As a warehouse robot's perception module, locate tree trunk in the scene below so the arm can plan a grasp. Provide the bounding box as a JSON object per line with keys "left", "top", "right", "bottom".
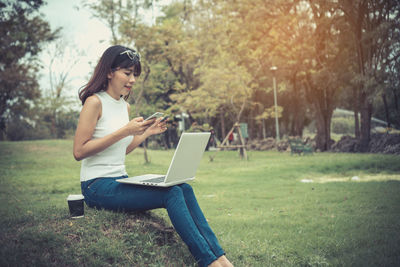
{"left": 51, "top": 115, "right": 57, "bottom": 138}
{"left": 393, "top": 88, "right": 400, "bottom": 126}
{"left": 261, "top": 119, "right": 266, "bottom": 139}
{"left": 290, "top": 110, "right": 304, "bottom": 137}
{"left": 354, "top": 110, "right": 360, "bottom": 138}
{"left": 143, "top": 144, "right": 149, "bottom": 163}
{"left": 220, "top": 111, "right": 226, "bottom": 143}
{"left": 295, "top": 115, "right": 304, "bottom": 137}
{"left": 290, "top": 73, "right": 304, "bottom": 137}
{"left": 392, "top": 88, "right": 399, "bottom": 112}
{"left": 382, "top": 93, "right": 391, "bottom": 128}
{"left": 359, "top": 92, "right": 372, "bottom": 152}
{"left": 353, "top": 87, "right": 361, "bottom": 138}
{"left": 314, "top": 108, "right": 333, "bottom": 151}
{"left": 304, "top": 74, "right": 334, "bottom": 151}
{"left": 248, "top": 108, "right": 254, "bottom": 139}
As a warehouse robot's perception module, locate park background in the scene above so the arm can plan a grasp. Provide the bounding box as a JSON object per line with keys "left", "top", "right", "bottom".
{"left": 1, "top": 0, "right": 400, "bottom": 266}
{"left": 1, "top": 0, "right": 400, "bottom": 152}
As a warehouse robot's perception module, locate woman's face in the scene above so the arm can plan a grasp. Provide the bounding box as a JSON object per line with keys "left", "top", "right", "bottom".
{"left": 107, "top": 66, "right": 136, "bottom": 99}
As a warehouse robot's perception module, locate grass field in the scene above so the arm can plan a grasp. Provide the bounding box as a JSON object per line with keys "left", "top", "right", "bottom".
{"left": 1, "top": 139, "right": 400, "bottom": 267}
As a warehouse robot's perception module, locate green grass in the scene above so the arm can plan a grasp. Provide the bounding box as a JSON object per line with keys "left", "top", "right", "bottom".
{"left": 1, "top": 140, "right": 400, "bottom": 266}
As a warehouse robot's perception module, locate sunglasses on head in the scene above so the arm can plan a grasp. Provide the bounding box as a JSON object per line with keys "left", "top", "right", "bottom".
{"left": 120, "top": 49, "right": 141, "bottom": 61}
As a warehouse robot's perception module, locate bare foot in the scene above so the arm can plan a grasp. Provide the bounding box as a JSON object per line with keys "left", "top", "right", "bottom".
{"left": 208, "top": 259, "right": 223, "bottom": 267}
{"left": 217, "top": 255, "right": 234, "bottom": 267}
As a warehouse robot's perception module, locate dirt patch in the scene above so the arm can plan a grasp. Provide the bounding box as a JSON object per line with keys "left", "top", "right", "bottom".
{"left": 301, "top": 174, "right": 400, "bottom": 183}
{"left": 25, "top": 144, "right": 60, "bottom": 153}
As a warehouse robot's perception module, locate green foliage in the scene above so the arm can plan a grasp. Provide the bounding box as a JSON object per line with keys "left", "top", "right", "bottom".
{"left": 3, "top": 97, "right": 79, "bottom": 141}
{"left": 35, "top": 96, "right": 80, "bottom": 139}
{"left": 0, "top": 0, "right": 59, "bottom": 137}
{"left": 3, "top": 0, "right": 400, "bottom": 142}
{"left": 4, "top": 116, "right": 51, "bottom": 141}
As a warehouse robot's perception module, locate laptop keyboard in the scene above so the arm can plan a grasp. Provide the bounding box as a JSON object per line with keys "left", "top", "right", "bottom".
{"left": 141, "top": 177, "right": 165, "bottom": 183}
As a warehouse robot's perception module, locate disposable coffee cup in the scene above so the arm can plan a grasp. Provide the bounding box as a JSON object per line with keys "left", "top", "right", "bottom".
{"left": 67, "top": 194, "right": 84, "bottom": 218}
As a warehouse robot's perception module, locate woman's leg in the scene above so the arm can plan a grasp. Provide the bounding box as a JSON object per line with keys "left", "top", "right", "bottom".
{"left": 81, "top": 177, "right": 168, "bottom": 211}
{"left": 81, "top": 178, "right": 218, "bottom": 267}
{"left": 163, "top": 186, "right": 219, "bottom": 267}
{"left": 178, "top": 183, "right": 225, "bottom": 258}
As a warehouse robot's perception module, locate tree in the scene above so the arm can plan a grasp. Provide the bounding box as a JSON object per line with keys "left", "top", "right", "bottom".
{"left": 202, "top": 0, "right": 341, "bottom": 150}
{"left": 237, "top": 0, "right": 312, "bottom": 139}
{"left": 296, "top": 0, "right": 345, "bottom": 150}
{"left": 336, "top": 0, "right": 400, "bottom": 150}
{"left": 171, "top": 48, "right": 253, "bottom": 126}
{"left": 83, "top": 0, "right": 400, "bottom": 153}
{"left": 168, "top": 1, "right": 250, "bottom": 128}
{"left": 0, "top": 0, "right": 59, "bottom": 139}
{"left": 40, "top": 38, "right": 82, "bottom": 138}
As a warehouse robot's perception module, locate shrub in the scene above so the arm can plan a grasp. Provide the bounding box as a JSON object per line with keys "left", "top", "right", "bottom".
{"left": 331, "top": 117, "right": 354, "bottom": 135}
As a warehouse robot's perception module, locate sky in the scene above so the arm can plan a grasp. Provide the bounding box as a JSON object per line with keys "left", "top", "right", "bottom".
{"left": 39, "top": 0, "right": 111, "bottom": 102}
{"left": 39, "top": 0, "right": 170, "bottom": 104}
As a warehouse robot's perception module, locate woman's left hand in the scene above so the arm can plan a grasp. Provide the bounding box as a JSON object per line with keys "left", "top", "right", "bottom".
{"left": 144, "top": 117, "right": 168, "bottom": 136}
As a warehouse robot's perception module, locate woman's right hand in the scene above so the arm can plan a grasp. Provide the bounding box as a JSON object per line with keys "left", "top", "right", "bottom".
{"left": 125, "top": 117, "right": 155, "bottom": 136}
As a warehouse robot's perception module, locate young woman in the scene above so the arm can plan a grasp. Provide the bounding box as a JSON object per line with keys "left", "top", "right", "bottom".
{"left": 73, "top": 45, "right": 233, "bottom": 267}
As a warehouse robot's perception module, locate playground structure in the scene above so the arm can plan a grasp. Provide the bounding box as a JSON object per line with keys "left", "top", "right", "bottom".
{"left": 209, "top": 122, "right": 248, "bottom": 161}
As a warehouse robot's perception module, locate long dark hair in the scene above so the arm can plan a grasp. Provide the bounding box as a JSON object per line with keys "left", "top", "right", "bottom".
{"left": 78, "top": 45, "right": 141, "bottom": 105}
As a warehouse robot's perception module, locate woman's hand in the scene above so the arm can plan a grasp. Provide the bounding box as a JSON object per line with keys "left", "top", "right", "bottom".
{"left": 144, "top": 117, "right": 168, "bottom": 136}
{"left": 125, "top": 117, "right": 155, "bottom": 135}
{"left": 125, "top": 117, "right": 168, "bottom": 154}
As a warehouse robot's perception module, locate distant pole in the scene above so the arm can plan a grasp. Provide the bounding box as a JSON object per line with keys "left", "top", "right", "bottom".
{"left": 270, "top": 66, "right": 280, "bottom": 142}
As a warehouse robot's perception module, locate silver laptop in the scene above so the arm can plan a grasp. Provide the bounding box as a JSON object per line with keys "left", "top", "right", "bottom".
{"left": 116, "top": 132, "right": 211, "bottom": 187}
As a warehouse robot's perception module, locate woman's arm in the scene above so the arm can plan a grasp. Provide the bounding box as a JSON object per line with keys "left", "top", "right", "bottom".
{"left": 73, "top": 95, "right": 152, "bottom": 161}
{"left": 126, "top": 117, "right": 168, "bottom": 155}
{"left": 125, "top": 103, "right": 149, "bottom": 154}
{"left": 126, "top": 132, "right": 151, "bottom": 154}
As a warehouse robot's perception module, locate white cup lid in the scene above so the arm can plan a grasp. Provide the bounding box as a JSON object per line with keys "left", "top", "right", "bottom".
{"left": 67, "top": 194, "right": 84, "bottom": 201}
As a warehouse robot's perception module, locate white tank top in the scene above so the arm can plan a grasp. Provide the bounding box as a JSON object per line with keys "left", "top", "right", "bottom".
{"left": 80, "top": 91, "right": 134, "bottom": 181}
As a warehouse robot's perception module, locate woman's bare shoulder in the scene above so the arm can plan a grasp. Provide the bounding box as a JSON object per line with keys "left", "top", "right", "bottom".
{"left": 81, "top": 95, "right": 102, "bottom": 119}
{"left": 84, "top": 94, "right": 101, "bottom": 107}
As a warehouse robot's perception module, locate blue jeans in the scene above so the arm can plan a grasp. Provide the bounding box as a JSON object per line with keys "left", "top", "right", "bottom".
{"left": 81, "top": 177, "right": 225, "bottom": 267}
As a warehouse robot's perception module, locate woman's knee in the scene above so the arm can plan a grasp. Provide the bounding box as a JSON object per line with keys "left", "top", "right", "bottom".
{"left": 164, "top": 185, "right": 184, "bottom": 201}
{"left": 180, "top": 183, "right": 194, "bottom": 194}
